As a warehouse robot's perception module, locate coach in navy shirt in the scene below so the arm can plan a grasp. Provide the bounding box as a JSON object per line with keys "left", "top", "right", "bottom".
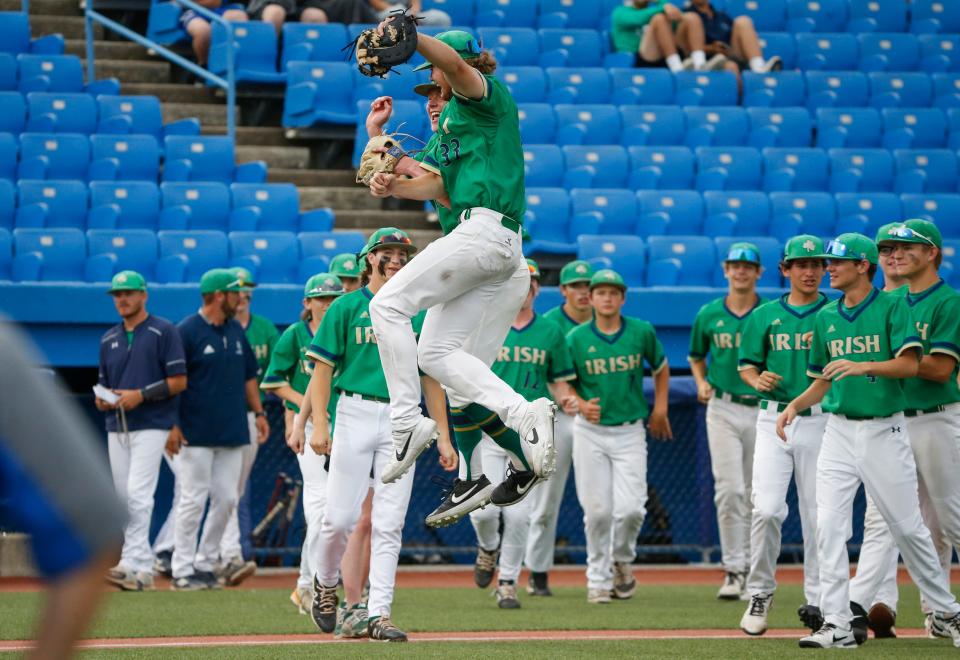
{"left": 169, "top": 268, "right": 269, "bottom": 590}
{"left": 96, "top": 270, "right": 187, "bottom": 592}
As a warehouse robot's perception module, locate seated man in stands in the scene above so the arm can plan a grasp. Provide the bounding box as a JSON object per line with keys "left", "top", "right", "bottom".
{"left": 179, "top": 0, "right": 247, "bottom": 67}
{"left": 684, "top": 0, "right": 781, "bottom": 76}
{"left": 611, "top": 0, "right": 724, "bottom": 72}
{"left": 369, "top": 0, "right": 451, "bottom": 26}
{"left": 247, "top": 0, "right": 377, "bottom": 35}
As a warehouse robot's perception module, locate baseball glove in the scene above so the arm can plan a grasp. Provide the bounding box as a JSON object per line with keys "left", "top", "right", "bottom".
{"left": 356, "top": 133, "right": 408, "bottom": 185}
{"left": 353, "top": 10, "right": 420, "bottom": 78}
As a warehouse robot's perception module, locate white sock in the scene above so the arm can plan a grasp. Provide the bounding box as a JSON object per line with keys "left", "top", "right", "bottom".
{"left": 749, "top": 56, "right": 765, "bottom": 72}
{"left": 666, "top": 53, "right": 683, "bottom": 72}
{"left": 692, "top": 50, "right": 706, "bottom": 69}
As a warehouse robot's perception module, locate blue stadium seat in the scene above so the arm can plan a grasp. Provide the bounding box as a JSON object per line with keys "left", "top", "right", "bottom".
{"left": 12, "top": 226, "right": 86, "bottom": 281}
{"left": 881, "top": 108, "right": 948, "bottom": 148}
{"left": 859, "top": 33, "right": 920, "bottom": 72}
{"left": 828, "top": 148, "right": 894, "bottom": 192}
{"left": 523, "top": 144, "right": 565, "bottom": 187}
{"left": 674, "top": 71, "right": 739, "bottom": 106}
{"left": 795, "top": 33, "right": 858, "bottom": 70}
{"left": 948, "top": 107, "right": 960, "bottom": 148}
{"left": 88, "top": 181, "right": 161, "bottom": 230}
{"left": 0, "top": 11, "right": 64, "bottom": 56}
{"left": 608, "top": 68, "right": 675, "bottom": 105}
{"left": 763, "top": 147, "right": 830, "bottom": 191}
{"left": 805, "top": 71, "right": 869, "bottom": 108}
{"left": 96, "top": 95, "right": 200, "bottom": 140}
{"left": 646, "top": 235, "right": 716, "bottom": 286}
{"left": 517, "top": 103, "right": 556, "bottom": 143}
{"left": 619, "top": 105, "right": 685, "bottom": 146}
{"left": 713, "top": 236, "right": 782, "bottom": 287}
{"left": 684, "top": 107, "right": 749, "bottom": 147}
{"left": 576, "top": 235, "right": 646, "bottom": 286}
{"left": 540, "top": 0, "right": 600, "bottom": 28}
{"left": 159, "top": 182, "right": 231, "bottom": 231}
{"left": 299, "top": 230, "right": 366, "bottom": 264}
{"left": 848, "top": 0, "right": 907, "bottom": 32}
{"left": 500, "top": 66, "right": 547, "bottom": 103}
{"left": 229, "top": 231, "right": 299, "bottom": 284}
{"left": 628, "top": 146, "right": 695, "bottom": 190}
{"left": 757, "top": 32, "right": 798, "bottom": 69}
{"left": 0, "top": 53, "right": 16, "bottom": 91}
{"left": 747, "top": 107, "right": 812, "bottom": 147}
{"left": 0, "top": 132, "right": 16, "bottom": 180}
{"left": 726, "top": 0, "right": 787, "bottom": 30}
{"left": 893, "top": 149, "right": 958, "bottom": 193}
{"left": 145, "top": 2, "right": 188, "bottom": 47}
{"left": 0, "top": 91, "right": 25, "bottom": 133}
{"left": 86, "top": 229, "right": 159, "bottom": 282}
{"left": 163, "top": 136, "right": 266, "bottom": 184}
{"left": 209, "top": 21, "right": 284, "bottom": 85}
{"left": 815, "top": 108, "right": 882, "bottom": 147}
{"left": 353, "top": 65, "right": 426, "bottom": 104}
{"left": 476, "top": 0, "right": 537, "bottom": 27}
{"left": 283, "top": 61, "right": 357, "bottom": 127}
{"left": 0, "top": 178, "right": 13, "bottom": 229}
{"left": 742, "top": 71, "right": 806, "bottom": 107}
{"left": 18, "top": 132, "right": 89, "bottom": 180}
{"left": 25, "top": 92, "right": 96, "bottom": 133}
{"left": 545, "top": 67, "right": 610, "bottom": 104}
{"left": 477, "top": 28, "right": 540, "bottom": 66}
{"left": 562, "top": 145, "right": 629, "bottom": 187}
{"left": 703, "top": 191, "right": 771, "bottom": 236}
{"left": 230, "top": 183, "right": 333, "bottom": 233}
{"left": 555, "top": 104, "right": 621, "bottom": 145}
{"left": 570, "top": 188, "right": 637, "bottom": 234}
{"left": 768, "top": 191, "right": 836, "bottom": 240}
{"left": 425, "top": 0, "right": 473, "bottom": 25}
{"left": 900, "top": 194, "right": 960, "bottom": 233}
{"left": 868, "top": 72, "right": 934, "bottom": 107}
{"left": 17, "top": 54, "right": 118, "bottom": 95}
{"left": 919, "top": 35, "right": 960, "bottom": 73}
{"left": 912, "top": 0, "right": 960, "bottom": 34}
{"left": 280, "top": 23, "right": 349, "bottom": 68}
{"left": 0, "top": 226, "right": 10, "bottom": 279}
{"left": 787, "top": 0, "right": 848, "bottom": 32}
{"left": 943, "top": 240, "right": 960, "bottom": 285}
{"left": 933, "top": 73, "right": 960, "bottom": 107}
{"left": 89, "top": 134, "right": 161, "bottom": 182}
{"left": 156, "top": 230, "right": 229, "bottom": 283}
{"left": 695, "top": 146, "right": 763, "bottom": 190}
{"left": 834, "top": 192, "right": 902, "bottom": 235}
{"left": 539, "top": 29, "right": 603, "bottom": 67}
{"left": 524, "top": 187, "right": 575, "bottom": 254}
{"left": 351, "top": 100, "right": 427, "bottom": 168}
{"left": 637, "top": 189, "right": 704, "bottom": 235}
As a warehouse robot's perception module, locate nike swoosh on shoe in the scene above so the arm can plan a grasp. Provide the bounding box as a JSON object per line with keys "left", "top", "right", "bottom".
{"left": 395, "top": 433, "right": 412, "bottom": 462}
{"left": 450, "top": 484, "right": 481, "bottom": 505}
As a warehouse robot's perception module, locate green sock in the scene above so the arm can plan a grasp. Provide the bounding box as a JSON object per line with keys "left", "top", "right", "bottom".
{"left": 450, "top": 407, "right": 483, "bottom": 481}
{"left": 463, "top": 403, "right": 532, "bottom": 472}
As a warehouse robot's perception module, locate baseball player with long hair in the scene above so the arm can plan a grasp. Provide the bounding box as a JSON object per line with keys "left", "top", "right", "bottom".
{"left": 567, "top": 269, "right": 672, "bottom": 604}
{"left": 689, "top": 243, "right": 764, "bottom": 599}
{"left": 776, "top": 232, "right": 960, "bottom": 648}
{"left": 737, "top": 236, "right": 828, "bottom": 635}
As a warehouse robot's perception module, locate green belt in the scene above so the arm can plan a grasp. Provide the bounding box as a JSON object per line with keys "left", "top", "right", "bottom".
{"left": 338, "top": 389, "right": 390, "bottom": 404}
{"left": 904, "top": 404, "right": 950, "bottom": 417}
{"left": 463, "top": 207, "right": 521, "bottom": 234}
{"left": 713, "top": 388, "right": 759, "bottom": 408}
{"left": 760, "top": 399, "right": 813, "bottom": 417}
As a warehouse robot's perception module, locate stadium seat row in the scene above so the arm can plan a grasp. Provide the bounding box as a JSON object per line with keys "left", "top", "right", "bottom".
{"left": 0, "top": 228, "right": 365, "bottom": 284}
{"left": 0, "top": 52, "right": 120, "bottom": 95}
{"left": 0, "top": 11, "right": 64, "bottom": 57}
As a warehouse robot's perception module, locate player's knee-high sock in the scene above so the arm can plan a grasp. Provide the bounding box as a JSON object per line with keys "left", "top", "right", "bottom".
{"left": 451, "top": 407, "right": 484, "bottom": 481}
{"left": 463, "top": 403, "right": 531, "bottom": 471}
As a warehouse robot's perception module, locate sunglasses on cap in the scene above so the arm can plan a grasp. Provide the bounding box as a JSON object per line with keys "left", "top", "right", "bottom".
{"left": 725, "top": 248, "right": 760, "bottom": 263}
{"left": 887, "top": 225, "right": 935, "bottom": 246}
{"left": 376, "top": 233, "right": 412, "bottom": 246}
{"left": 823, "top": 240, "right": 871, "bottom": 261}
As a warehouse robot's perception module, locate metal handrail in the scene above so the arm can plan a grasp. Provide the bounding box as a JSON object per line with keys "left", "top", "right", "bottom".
{"left": 84, "top": 0, "right": 236, "bottom": 140}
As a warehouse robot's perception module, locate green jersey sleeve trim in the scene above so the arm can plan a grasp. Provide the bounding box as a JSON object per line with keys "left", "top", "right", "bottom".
{"left": 737, "top": 359, "right": 762, "bottom": 371}
{"left": 549, "top": 369, "right": 577, "bottom": 383}
{"left": 651, "top": 358, "right": 668, "bottom": 375}
{"left": 930, "top": 342, "right": 960, "bottom": 361}
{"left": 305, "top": 345, "right": 339, "bottom": 366}
{"left": 687, "top": 354, "right": 707, "bottom": 362}
{"left": 806, "top": 364, "right": 826, "bottom": 380}
{"left": 451, "top": 71, "right": 491, "bottom": 103}
{"left": 259, "top": 377, "right": 290, "bottom": 390}
{"left": 894, "top": 339, "right": 923, "bottom": 358}
{"left": 420, "top": 155, "right": 441, "bottom": 174}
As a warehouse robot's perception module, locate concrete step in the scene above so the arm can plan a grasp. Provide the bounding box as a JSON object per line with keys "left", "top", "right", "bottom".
{"left": 204, "top": 126, "right": 288, "bottom": 146}
{"left": 32, "top": 14, "right": 101, "bottom": 40}
{"left": 66, "top": 38, "right": 150, "bottom": 60}
{"left": 162, "top": 102, "right": 236, "bottom": 126}
{"left": 85, "top": 58, "right": 169, "bottom": 84}
{"left": 299, "top": 186, "right": 380, "bottom": 211}
{"left": 268, "top": 168, "right": 357, "bottom": 187}
{"left": 334, "top": 209, "right": 432, "bottom": 231}
{"left": 237, "top": 145, "right": 309, "bottom": 170}
{"left": 122, "top": 82, "right": 217, "bottom": 104}
{"left": 0, "top": 0, "right": 78, "bottom": 14}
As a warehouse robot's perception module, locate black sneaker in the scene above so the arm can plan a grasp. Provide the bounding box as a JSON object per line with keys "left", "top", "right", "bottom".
{"left": 850, "top": 601, "right": 869, "bottom": 645}
{"left": 424, "top": 475, "right": 494, "bottom": 528}
{"left": 527, "top": 571, "right": 552, "bottom": 596}
{"left": 153, "top": 550, "right": 172, "bottom": 578}
{"left": 474, "top": 546, "right": 498, "bottom": 588}
{"left": 194, "top": 570, "right": 222, "bottom": 590}
{"left": 490, "top": 465, "right": 541, "bottom": 507}
{"left": 797, "top": 604, "right": 824, "bottom": 632}
{"left": 311, "top": 576, "right": 339, "bottom": 634}
{"left": 368, "top": 615, "right": 407, "bottom": 642}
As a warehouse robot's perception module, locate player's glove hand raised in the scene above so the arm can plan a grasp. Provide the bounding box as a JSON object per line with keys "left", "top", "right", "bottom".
{"left": 356, "top": 134, "right": 407, "bottom": 186}
{"left": 352, "top": 9, "right": 419, "bottom": 78}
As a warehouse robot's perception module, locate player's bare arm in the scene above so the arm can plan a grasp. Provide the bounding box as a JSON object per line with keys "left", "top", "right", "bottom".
{"left": 165, "top": 424, "right": 187, "bottom": 457}
{"left": 245, "top": 378, "right": 269, "bottom": 443}
{"left": 739, "top": 366, "right": 783, "bottom": 393}
{"left": 416, "top": 32, "right": 485, "bottom": 100}
{"left": 307, "top": 361, "right": 334, "bottom": 456}
{"left": 776, "top": 378, "right": 831, "bottom": 440}
{"left": 918, "top": 353, "right": 957, "bottom": 383}
{"left": 364, "top": 97, "right": 425, "bottom": 179}
{"left": 649, "top": 361, "right": 673, "bottom": 441}
{"left": 822, "top": 350, "right": 921, "bottom": 382}
{"left": 369, "top": 171, "right": 449, "bottom": 207}
{"left": 689, "top": 358, "right": 714, "bottom": 403}
{"left": 421, "top": 375, "right": 457, "bottom": 472}
{"left": 272, "top": 384, "right": 304, "bottom": 411}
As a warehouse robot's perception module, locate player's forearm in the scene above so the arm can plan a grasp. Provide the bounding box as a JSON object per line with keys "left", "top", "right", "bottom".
{"left": 244, "top": 379, "right": 264, "bottom": 413}
{"left": 416, "top": 33, "right": 485, "bottom": 99}
{"left": 421, "top": 375, "right": 449, "bottom": 429}
{"left": 547, "top": 380, "right": 574, "bottom": 403}
{"left": 271, "top": 384, "right": 304, "bottom": 410}
{"left": 866, "top": 353, "right": 920, "bottom": 380}
{"left": 653, "top": 362, "right": 670, "bottom": 412}
{"left": 308, "top": 364, "right": 334, "bottom": 432}
{"left": 739, "top": 366, "right": 760, "bottom": 390}
{"left": 296, "top": 380, "right": 312, "bottom": 429}
{"left": 918, "top": 354, "right": 956, "bottom": 383}
{"left": 789, "top": 378, "right": 832, "bottom": 412}
{"left": 689, "top": 359, "right": 708, "bottom": 385}
{"left": 391, "top": 172, "right": 446, "bottom": 201}
{"left": 166, "top": 375, "right": 187, "bottom": 396}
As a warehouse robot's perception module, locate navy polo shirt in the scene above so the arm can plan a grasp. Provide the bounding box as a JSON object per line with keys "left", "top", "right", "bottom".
{"left": 688, "top": 3, "right": 733, "bottom": 45}
{"left": 177, "top": 312, "right": 258, "bottom": 448}
{"left": 98, "top": 315, "right": 186, "bottom": 433}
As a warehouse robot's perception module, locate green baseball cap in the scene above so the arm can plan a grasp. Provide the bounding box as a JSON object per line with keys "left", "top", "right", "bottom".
{"left": 783, "top": 234, "right": 825, "bottom": 262}
{"left": 875, "top": 221, "right": 903, "bottom": 245}
{"left": 559, "top": 260, "right": 594, "bottom": 285}
{"left": 329, "top": 253, "right": 360, "bottom": 279}
{"left": 590, "top": 268, "right": 626, "bottom": 291}
{"left": 107, "top": 270, "right": 146, "bottom": 294}
{"left": 358, "top": 227, "right": 417, "bottom": 261}
{"left": 877, "top": 219, "right": 942, "bottom": 249}
{"left": 414, "top": 80, "right": 441, "bottom": 98}
{"left": 229, "top": 266, "right": 256, "bottom": 289}
{"left": 723, "top": 241, "right": 762, "bottom": 265}
{"left": 413, "top": 30, "right": 482, "bottom": 71}
{"left": 304, "top": 273, "right": 345, "bottom": 299}
{"left": 525, "top": 258, "right": 541, "bottom": 280}
{"left": 200, "top": 268, "right": 246, "bottom": 294}
{"left": 821, "top": 232, "right": 879, "bottom": 265}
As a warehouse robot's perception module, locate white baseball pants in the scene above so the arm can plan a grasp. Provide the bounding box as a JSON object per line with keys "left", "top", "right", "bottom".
{"left": 849, "top": 493, "right": 904, "bottom": 613}
{"left": 107, "top": 429, "right": 168, "bottom": 573}
{"left": 220, "top": 412, "right": 259, "bottom": 562}
{"left": 469, "top": 437, "right": 534, "bottom": 583}
{"left": 816, "top": 413, "right": 960, "bottom": 629}
{"left": 746, "top": 405, "right": 823, "bottom": 604}
{"left": 153, "top": 452, "right": 180, "bottom": 555}
{"left": 706, "top": 396, "right": 758, "bottom": 574}
{"left": 312, "top": 394, "right": 413, "bottom": 618}
{"left": 572, "top": 416, "right": 648, "bottom": 591}
{"left": 296, "top": 420, "right": 328, "bottom": 591}
{"left": 524, "top": 411, "right": 574, "bottom": 573}
{"left": 369, "top": 208, "right": 530, "bottom": 429}
{"left": 171, "top": 445, "right": 243, "bottom": 578}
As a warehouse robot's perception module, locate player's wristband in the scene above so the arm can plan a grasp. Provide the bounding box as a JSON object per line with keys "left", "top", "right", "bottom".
{"left": 254, "top": 410, "right": 266, "bottom": 418}
{"left": 141, "top": 380, "right": 170, "bottom": 402}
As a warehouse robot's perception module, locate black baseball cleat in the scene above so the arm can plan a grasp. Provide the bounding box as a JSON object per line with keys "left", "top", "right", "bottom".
{"left": 368, "top": 615, "right": 408, "bottom": 642}
{"left": 490, "top": 465, "right": 541, "bottom": 507}
{"left": 527, "top": 571, "right": 552, "bottom": 597}
{"left": 850, "top": 601, "right": 869, "bottom": 645}
{"left": 424, "top": 475, "right": 494, "bottom": 528}
{"left": 797, "top": 604, "right": 824, "bottom": 632}
{"left": 474, "top": 546, "right": 498, "bottom": 588}
{"left": 311, "top": 577, "right": 339, "bottom": 634}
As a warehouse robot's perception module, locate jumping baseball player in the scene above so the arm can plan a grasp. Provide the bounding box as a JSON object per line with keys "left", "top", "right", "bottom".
{"left": 567, "top": 269, "right": 672, "bottom": 604}
{"left": 303, "top": 228, "right": 457, "bottom": 642}
{"left": 736, "top": 236, "right": 828, "bottom": 635}
{"left": 469, "top": 259, "right": 578, "bottom": 608}
{"left": 365, "top": 29, "right": 556, "bottom": 498}
{"left": 689, "top": 242, "right": 764, "bottom": 599}
{"left": 776, "top": 232, "right": 960, "bottom": 649}
{"left": 850, "top": 220, "right": 960, "bottom": 641}
{"left": 97, "top": 271, "right": 187, "bottom": 592}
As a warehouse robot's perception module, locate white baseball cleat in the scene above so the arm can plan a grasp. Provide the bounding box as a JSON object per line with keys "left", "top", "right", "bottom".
{"left": 587, "top": 588, "right": 612, "bottom": 604}
{"left": 519, "top": 398, "right": 557, "bottom": 478}
{"left": 740, "top": 593, "right": 773, "bottom": 636}
{"left": 717, "top": 571, "right": 746, "bottom": 600}
{"left": 927, "top": 612, "right": 950, "bottom": 639}
{"left": 798, "top": 623, "right": 857, "bottom": 649}
{"left": 933, "top": 611, "right": 960, "bottom": 648}
{"left": 381, "top": 416, "right": 438, "bottom": 484}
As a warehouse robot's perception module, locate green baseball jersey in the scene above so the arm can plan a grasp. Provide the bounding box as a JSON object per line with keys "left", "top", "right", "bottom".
{"left": 419, "top": 75, "right": 525, "bottom": 230}
{"left": 689, "top": 296, "right": 764, "bottom": 397}
{"left": 738, "top": 294, "right": 829, "bottom": 403}
{"left": 807, "top": 288, "right": 922, "bottom": 418}
{"left": 415, "top": 132, "right": 458, "bottom": 235}
{"left": 542, "top": 305, "right": 589, "bottom": 337}
{"left": 494, "top": 314, "right": 575, "bottom": 403}
{"left": 243, "top": 313, "right": 279, "bottom": 383}
{"left": 902, "top": 279, "right": 960, "bottom": 409}
{"left": 567, "top": 317, "right": 667, "bottom": 425}
{"left": 261, "top": 320, "right": 314, "bottom": 412}
{"left": 305, "top": 287, "right": 425, "bottom": 400}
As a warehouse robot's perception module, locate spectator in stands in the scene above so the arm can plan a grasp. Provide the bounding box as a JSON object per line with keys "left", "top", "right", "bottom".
{"left": 247, "top": 0, "right": 377, "bottom": 35}
{"left": 369, "top": 0, "right": 451, "bottom": 26}
{"left": 684, "top": 0, "right": 781, "bottom": 75}
{"left": 611, "top": 0, "right": 723, "bottom": 72}
{"left": 179, "top": 0, "right": 248, "bottom": 67}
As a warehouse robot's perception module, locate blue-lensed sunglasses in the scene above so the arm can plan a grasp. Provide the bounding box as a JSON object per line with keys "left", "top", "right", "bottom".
{"left": 725, "top": 248, "right": 760, "bottom": 263}
{"left": 887, "top": 225, "right": 935, "bottom": 245}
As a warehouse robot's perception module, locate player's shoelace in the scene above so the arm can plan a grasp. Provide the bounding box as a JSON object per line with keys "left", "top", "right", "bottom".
{"left": 748, "top": 594, "right": 769, "bottom": 617}
{"left": 498, "top": 583, "right": 517, "bottom": 601}
{"left": 613, "top": 563, "right": 632, "bottom": 587}
{"left": 317, "top": 585, "right": 338, "bottom": 615}
{"left": 941, "top": 613, "right": 960, "bottom": 636}
{"left": 476, "top": 548, "right": 497, "bottom": 574}
{"left": 372, "top": 616, "right": 403, "bottom": 638}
